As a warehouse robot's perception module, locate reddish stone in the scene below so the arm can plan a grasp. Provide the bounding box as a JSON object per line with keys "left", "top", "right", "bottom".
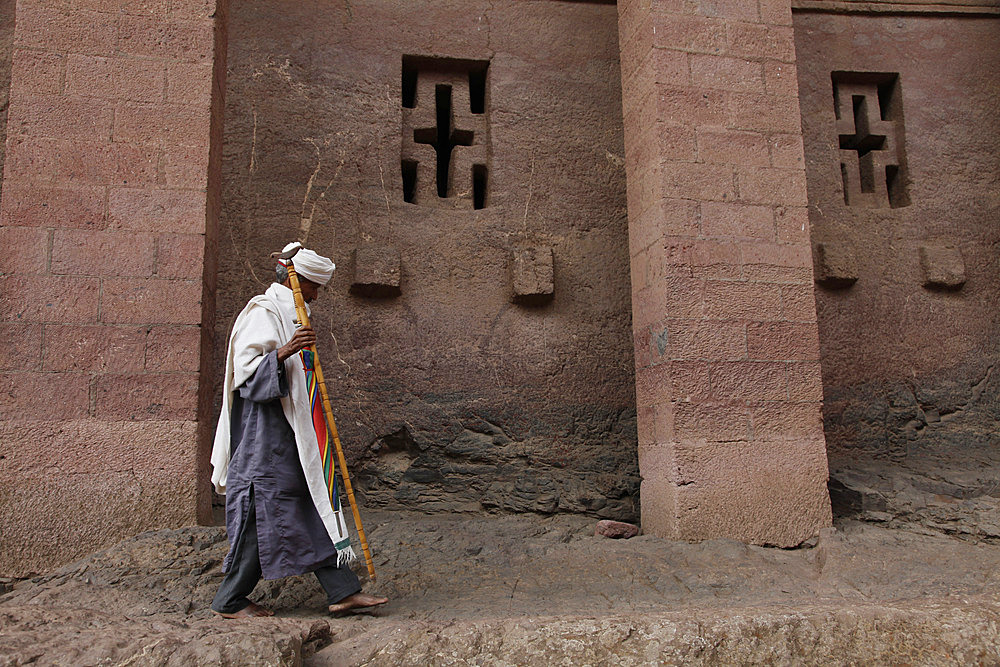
{"left": 650, "top": 15, "right": 727, "bottom": 54}
{"left": 9, "top": 50, "right": 65, "bottom": 98}
{"left": 113, "top": 102, "right": 211, "bottom": 147}
{"left": 710, "top": 361, "right": 788, "bottom": 402}
{"left": 0, "top": 184, "right": 106, "bottom": 230}
{"left": 14, "top": 5, "right": 119, "bottom": 56}
{"left": 769, "top": 133, "right": 805, "bottom": 169}
{"left": 787, "top": 362, "right": 824, "bottom": 402}
{"left": 674, "top": 401, "right": 751, "bottom": 441}
{"left": 170, "top": 0, "right": 217, "bottom": 19}
{"left": 50, "top": 230, "right": 156, "bottom": 277}
{"left": 750, "top": 401, "right": 823, "bottom": 439}
{"left": 742, "top": 241, "right": 812, "bottom": 270}
{"left": 635, "top": 362, "right": 673, "bottom": 407}
{"left": 747, "top": 322, "right": 820, "bottom": 362}
{"left": 624, "top": 121, "right": 697, "bottom": 175}
{"left": 0, "top": 323, "right": 42, "bottom": 372}
{"left": 155, "top": 233, "right": 206, "bottom": 279}
{"left": 661, "top": 277, "right": 706, "bottom": 318}
{"left": 351, "top": 245, "right": 401, "bottom": 297}
{"left": 700, "top": 202, "right": 774, "bottom": 240}
{"left": 655, "top": 86, "right": 732, "bottom": 128}
{"left": 666, "top": 319, "right": 747, "bottom": 361}
{"left": 775, "top": 206, "right": 810, "bottom": 245}
{"left": 779, "top": 284, "right": 817, "bottom": 322}
{"left": 73, "top": 0, "right": 170, "bottom": 15}
{"left": 697, "top": 128, "right": 770, "bottom": 167}
{"left": 726, "top": 23, "right": 795, "bottom": 62}
{"left": 743, "top": 263, "right": 811, "bottom": 285}
{"left": 5, "top": 136, "right": 159, "bottom": 187}
{"left": 813, "top": 242, "right": 858, "bottom": 289}
{"left": 689, "top": 54, "right": 764, "bottom": 94}
{"left": 0, "top": 371, "right": 91, "bottom": 420}
{"left": 65, "top": 54, "right": 166, "bottom": 103}
{"left": 671, "top": 360, "right": 712, "bottom": 402}
{"left": 0, "top": 227, "right": 49, "bottom": 275}
{"left": 691, "top": 0, "right": 759, "bottom": 22}
{"left": 595, "top": 519, "right": 640, "bottom": 539}
{"left": 6, "top": 94, "right": 114, "bottom": 142}
{"left": 762, "top": 60, "right": 800, "bottom": 98}
{"left": 0, "top": 275, "right": 101, "bottom": 323}
{"left": 758, "top": 0, "right": 793, "bottom": 26}
{"left": 661, "top": 161, "right": 737, "bottom": 202}
{"left": 919, "top": 244, "right": 966, "bottom": 290}
{"left": 736, "top": 167, "right": 808, "bottom": 206}
{"left": 145, "top": 325, "right": 201, "bottom": 372}
{"left": 165, "top": 61, "right": 213, "bottom": 106}
{"left": 94, "top": 372, "right": 199, "bottom": 420}
{"left": 730, "top": 92, "right": 801, "bottom": 133}
{"left": 511, "top": 246, "right": 554, "bottom": 305}
{"left": 117, "top": 14, "right": 214, "bottom": 61}
{"left": 108, "top": 188, "right": 206, "bottom": 233}
{"left": 161, "top": 144, "right": 211, "bottom": 188}
{"left": 100, "top": 277, "right": 202, "bottom": 325}
{"left": 703, "top": 281, "right": 783, "bottom": 321}
{"left": 42, "top": 325, "right": 147, "bottom": 372}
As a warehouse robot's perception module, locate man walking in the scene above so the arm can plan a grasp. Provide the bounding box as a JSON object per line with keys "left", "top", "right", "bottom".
{"left": 210, "top": 243, "right": 387, "bottom": 618}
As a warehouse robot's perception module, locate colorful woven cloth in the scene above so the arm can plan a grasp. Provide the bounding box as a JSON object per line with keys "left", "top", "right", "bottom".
{"left": 300, "top": 348, "right": 339, "bottom": 512}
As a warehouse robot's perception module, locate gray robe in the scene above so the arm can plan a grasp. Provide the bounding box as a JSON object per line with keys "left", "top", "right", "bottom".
{"left": 222, "top": 349, "right": 340, "bottom": 579}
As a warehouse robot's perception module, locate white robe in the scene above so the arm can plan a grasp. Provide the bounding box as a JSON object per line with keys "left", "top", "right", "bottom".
{"left": 210, "top": 282, "right": 355, "bottom": 563}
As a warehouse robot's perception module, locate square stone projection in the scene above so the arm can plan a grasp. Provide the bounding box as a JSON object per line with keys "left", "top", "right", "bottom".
{"left": 814, "top": 242, "right": 858, "bottom": 289}
{"left": 351, "top": 245, "right": 401, "bottom": 297}
{"left": 511, "top": 246, "right": 554, "bottom": 305}
{"left": 920, "top": 244, "right": 965, "bottom": 290}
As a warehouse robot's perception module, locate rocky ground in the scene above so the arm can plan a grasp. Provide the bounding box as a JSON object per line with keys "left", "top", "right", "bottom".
{"left": 3, "top": 460, "right": 1000, "bottom": 665}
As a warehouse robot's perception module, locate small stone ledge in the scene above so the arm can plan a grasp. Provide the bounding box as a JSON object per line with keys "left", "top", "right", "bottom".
{"left": 511, "top": 246, "right": 554, "bottom": 306}
{"left": 814, "top": 242, "right": 858, "bottom": 289}
{"left": 351, "top": 245, "right": 401, "bottom": 298}
{"left": 919, "top": 244, "right": 965, "bottom": 291}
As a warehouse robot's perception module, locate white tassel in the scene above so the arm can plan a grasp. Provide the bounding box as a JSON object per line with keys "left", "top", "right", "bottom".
{"left": 337, "top": 546, "right": 358, "bottom": 568}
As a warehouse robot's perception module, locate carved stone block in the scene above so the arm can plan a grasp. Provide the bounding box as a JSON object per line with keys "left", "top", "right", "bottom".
{"left": 920, "top": 244, "right": 965, "bottom": 290}
{"left": 351, "top": 245, "right": 401, "bottom": 297}
{"left": 814, "top": 242, "right": 858, "bottom": 289}
{"left": 511, "top": 246, "right": 554, "bottom": 305}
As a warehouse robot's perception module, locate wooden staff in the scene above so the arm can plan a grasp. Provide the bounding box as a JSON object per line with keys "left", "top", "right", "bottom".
{"left": 278, "top": 250, "right": 376, "bottom": 582}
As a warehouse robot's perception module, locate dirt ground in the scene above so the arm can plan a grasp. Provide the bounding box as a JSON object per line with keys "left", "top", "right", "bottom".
{"left": 3, "top": 495, "right": 1000, "bottom": 665}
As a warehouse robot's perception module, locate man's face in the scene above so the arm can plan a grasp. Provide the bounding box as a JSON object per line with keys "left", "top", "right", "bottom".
{"left": 299, "top": 278, "right": 321, "bottom": 303}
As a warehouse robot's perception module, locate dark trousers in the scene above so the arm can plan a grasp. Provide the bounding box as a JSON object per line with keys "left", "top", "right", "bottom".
{"left": 211, "top": 493, "right": 362, "bottom": 614}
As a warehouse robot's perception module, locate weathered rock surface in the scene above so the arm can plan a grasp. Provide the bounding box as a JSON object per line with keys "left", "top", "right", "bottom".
{"left": 3, "top": 508, "right": 1000, "bottom": 665}
{"left": 594, "top": 519, "right": 640, "bottom": 539}
{"left": 215, "top": 0, "right": 639, "bottom": 528}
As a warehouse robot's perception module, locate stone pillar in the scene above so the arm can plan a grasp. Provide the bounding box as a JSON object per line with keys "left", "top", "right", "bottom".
{"left": 618, "top": 0, "right": 831, "bottom": 545}
{"left": 0, "top": 0, "right": 227, "bottom": 576}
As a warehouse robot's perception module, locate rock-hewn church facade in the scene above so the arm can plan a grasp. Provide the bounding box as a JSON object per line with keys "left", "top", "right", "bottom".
{"left": 2, "top": 0, "right": 997, "bottom": 576}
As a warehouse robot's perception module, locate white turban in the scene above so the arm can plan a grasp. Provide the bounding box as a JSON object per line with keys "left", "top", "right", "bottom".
{"left": 279, "top": 242, "right": 335, "bottom": 286}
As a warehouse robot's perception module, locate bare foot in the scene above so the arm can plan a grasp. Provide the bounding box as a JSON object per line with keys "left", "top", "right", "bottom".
{"left": 213, "top": 601, "right": 274, "bottom": 619}
{"left": 328, "top": 592, "right": 389, "bottom": 616}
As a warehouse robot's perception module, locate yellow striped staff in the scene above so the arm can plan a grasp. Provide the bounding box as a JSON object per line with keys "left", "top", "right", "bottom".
{"left": 272, "top": 245, "right": 376, "bottom": 581}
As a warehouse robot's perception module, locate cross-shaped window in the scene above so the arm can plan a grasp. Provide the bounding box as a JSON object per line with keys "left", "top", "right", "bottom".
{"left": 413, "top": 84, "right": 475, "bottom": 199}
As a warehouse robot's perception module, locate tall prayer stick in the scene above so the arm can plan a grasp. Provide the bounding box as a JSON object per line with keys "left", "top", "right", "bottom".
{"left": 276, "top": 248, "right": 376, "bottom": 582}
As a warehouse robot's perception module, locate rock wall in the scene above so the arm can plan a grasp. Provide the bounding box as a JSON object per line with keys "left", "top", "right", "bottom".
{"left": 794, "top": 11, "right": 1000, "bottom": 467}
{"left": 0, "top": 0, "right": 227, "bottom": 577}
{"left": 217, "top": 0, "right": 637, "bottom": 520}
{"left": 0, "top": 0, "right": 13, "bottom": 192}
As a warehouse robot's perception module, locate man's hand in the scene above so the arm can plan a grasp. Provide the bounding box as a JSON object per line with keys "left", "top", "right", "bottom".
{"left": 276, "top": 326, "right": 316, "bottom": 361}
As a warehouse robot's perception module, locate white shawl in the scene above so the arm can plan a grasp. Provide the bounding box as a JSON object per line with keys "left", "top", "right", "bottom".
{"left": 210, "top": 283, "right": 355, "bottom": 563}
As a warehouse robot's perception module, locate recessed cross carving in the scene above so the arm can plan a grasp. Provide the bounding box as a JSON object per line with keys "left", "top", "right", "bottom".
{"left": 838, "top": 94, "right": 887, "bottom": 195}
{"left": 413, "top": 84, "right": 475, "bottom": 199}
{"left": 832, "top": 73, "right": 908, "bottom": 209}
{"left": 401, "top": 56, "right": 490, "bottom": 209}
